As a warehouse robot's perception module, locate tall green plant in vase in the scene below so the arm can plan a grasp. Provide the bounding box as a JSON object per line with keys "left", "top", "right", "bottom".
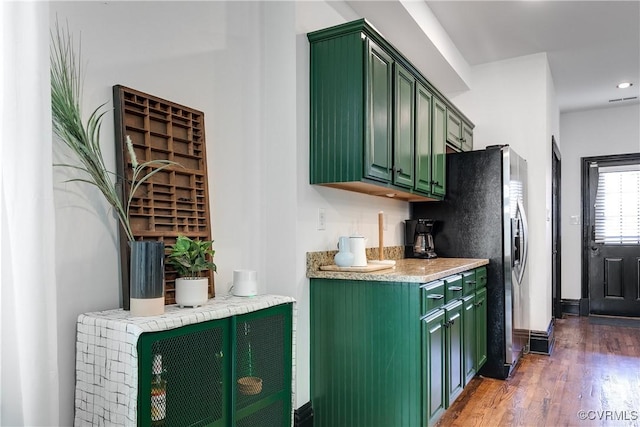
{"left": 50, "top": 22, "right": 180, "bottom": 315}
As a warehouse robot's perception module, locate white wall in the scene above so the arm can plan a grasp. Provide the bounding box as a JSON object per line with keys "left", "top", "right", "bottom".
{"left": 559, "top": 104, "right": 640, "bottom": 299}
{"left": 49, "top": 1, "right": 411, "bottom": 423}
{"left": 450, "top": 53, "right": 560, "bottom": 333}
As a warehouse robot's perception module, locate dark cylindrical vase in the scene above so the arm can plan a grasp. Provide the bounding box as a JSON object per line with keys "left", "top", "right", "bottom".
{"left": 129, "top": 241, "right": 165, "bottom": 317}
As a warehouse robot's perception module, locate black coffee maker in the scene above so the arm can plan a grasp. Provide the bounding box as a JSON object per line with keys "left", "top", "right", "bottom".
{"left": 404, "top": 219, "right": 437, "bottom": 259}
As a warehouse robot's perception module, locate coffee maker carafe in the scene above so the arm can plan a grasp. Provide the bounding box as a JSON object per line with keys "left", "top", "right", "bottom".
{"left": 404, "top": 219, "right": 437, "bottom": 259}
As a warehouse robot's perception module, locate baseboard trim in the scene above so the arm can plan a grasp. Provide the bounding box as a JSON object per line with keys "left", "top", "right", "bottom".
{"left": 561, "top": 299, "right": 581, "bottom": 316}
{"left": 579, "top": 298, "right": 590, "bottom": 316}
{"left": 294, "top": 401, "right": 314, "bottom": 427}
{"left": 529, "top": 319, "right": 555, "bottom": 355}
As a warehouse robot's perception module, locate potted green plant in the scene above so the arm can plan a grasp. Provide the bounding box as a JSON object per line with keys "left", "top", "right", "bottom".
{"left": 50, "top": 22, "right": 179, "bottom": 316}
{"left": 168, "top": 235, "right": 217, "bottom": 307}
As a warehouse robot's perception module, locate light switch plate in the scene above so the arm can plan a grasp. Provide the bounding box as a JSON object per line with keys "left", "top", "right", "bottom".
{"left": 317, "top": 208, "right": 326, "bottom": 230}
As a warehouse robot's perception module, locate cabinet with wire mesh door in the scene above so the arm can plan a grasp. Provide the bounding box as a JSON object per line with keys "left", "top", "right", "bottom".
{"left": 137, "top": 303, "right": 293, "bottom": 427}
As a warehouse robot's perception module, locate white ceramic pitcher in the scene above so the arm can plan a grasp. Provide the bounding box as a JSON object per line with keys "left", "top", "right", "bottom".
{"left": 334, "top": 236, "right": 355, "bottom": 267}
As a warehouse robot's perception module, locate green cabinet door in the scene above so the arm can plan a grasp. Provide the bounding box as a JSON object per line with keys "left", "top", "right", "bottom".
{"left": 475, "top": 286, "right": 488, "bottom": 369}
{"left": 446, "top": 109, "right": 474, "bottom": 151}
{"left": 393, "top": 63, "right": 415, "bottom": 188}
{"left": 365, "top": 39, "right": 393, "bottom": 183}
{"left": 423, "top": 308, "right": 446, "bottom": 426}
{"left": 311, "top": 279, "right": 422, "bottom": 427}
{"left": 432, "top": 97, "right": 447, "bottom": 197}
{"left": 445, "top": 300, "right": 464, "bottom": 406}
{"left": 462, "top": 122, "right": 474, "bottom": 151}
{"left": 446, "top": 109, "right": 463, "bottom": 149}
{"left": 462, "top": 294, "right": 476, "bottom": 386}
{"left": 233, "top": 304, "right": 293, "bottom": 426}
{"left": 138, "top": 319, "right": 230, "bottom": 427}
{"left": 415, "top": 82, "right": 433, "bottom": 194}
{"left": 308, "top": 30, "right": 364, "bottom": 185}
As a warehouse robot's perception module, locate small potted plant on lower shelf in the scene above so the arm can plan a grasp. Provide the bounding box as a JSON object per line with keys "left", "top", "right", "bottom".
{"left": 168, "top": 235, "right": 217, "bottom": 308}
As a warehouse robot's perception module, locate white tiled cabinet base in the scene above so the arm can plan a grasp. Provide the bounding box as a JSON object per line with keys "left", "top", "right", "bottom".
{"left": 74, "top": 295, "right": 296, "bottom": 426}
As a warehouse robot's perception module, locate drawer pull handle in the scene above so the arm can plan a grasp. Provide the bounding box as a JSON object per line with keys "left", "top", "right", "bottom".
{"left": 427, "top": 294, "right": 444, "bottom": 300}
{"left": 465, "top": 280, "right": 476, "bottom": 284}
{"left": 449, "top": 286, "right": 463, "bottom": 291}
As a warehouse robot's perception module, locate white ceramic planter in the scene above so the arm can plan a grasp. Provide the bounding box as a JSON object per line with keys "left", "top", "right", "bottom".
{"left": 175, "top": 277, "right": 209, "bottom": 308}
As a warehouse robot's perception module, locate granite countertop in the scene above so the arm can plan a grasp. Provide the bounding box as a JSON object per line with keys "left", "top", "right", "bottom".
{"left": 307, "top": 253, "right": 488, "bottom": 283}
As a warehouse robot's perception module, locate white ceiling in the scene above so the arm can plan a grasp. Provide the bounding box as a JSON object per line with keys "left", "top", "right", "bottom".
{"left": 344, "top": 0, "right": 640, "bottom": 113}
{"left": 425, "top": 0, "right": 640, "bottom": 113}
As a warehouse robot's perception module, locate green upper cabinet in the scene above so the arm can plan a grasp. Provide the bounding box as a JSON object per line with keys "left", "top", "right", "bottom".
{"left": 308, "top": 19, "right": 473, "bottom": 202}
{"left": 415, "top": 83, "right": 433, "bottom": 194}
{"left": 394, "top": 63, "right": 416, "bottom": 189}
{"left": 365, "top": 40, "right": 393, "bottom": 183}
{"left": 446, "top": 109, "right": 474, "bottom": 152}
{"left": 432, "top": 97, "right": 447, "bottom": 197}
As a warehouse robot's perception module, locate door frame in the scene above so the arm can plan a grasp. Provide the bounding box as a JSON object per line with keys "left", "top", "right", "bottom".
{"left": 581, "top": 152, "right": 640, "bottom": 315}
{"left": 551, "top": 136, "right": 562, "bottom": 319}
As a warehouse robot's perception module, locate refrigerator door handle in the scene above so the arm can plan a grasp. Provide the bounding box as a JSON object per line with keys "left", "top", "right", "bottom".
{"left": 515, "top": 198, "right": 529, "bottom": 284}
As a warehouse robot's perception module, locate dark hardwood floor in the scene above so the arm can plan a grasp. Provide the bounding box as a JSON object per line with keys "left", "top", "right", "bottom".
{"left": 436, "top": 316, "right": 640, "bottom": 427}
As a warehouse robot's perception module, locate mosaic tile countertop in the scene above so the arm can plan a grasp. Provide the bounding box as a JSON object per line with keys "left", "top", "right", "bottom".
{"left": 307, "top": 250, "right": 488, "bottom": 283}
{"left": 74, "top": 294, "right": 296, "bottom": 426}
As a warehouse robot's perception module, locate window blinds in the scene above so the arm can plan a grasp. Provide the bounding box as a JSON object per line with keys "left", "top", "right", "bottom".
{"left": 594, "top": 164, "right": 640, "bottom": 245}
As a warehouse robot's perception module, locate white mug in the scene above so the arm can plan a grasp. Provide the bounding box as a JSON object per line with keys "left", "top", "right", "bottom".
{"left": 350, "top": 235, "right": 367, "bottom": 267}
{"left": 231, "top": 270, "right": 257, "bottom": 296}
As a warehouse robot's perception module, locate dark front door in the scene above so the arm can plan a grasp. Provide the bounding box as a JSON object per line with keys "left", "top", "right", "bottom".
{"left": 584, "top": 153, "right": 640, "bottom": 316}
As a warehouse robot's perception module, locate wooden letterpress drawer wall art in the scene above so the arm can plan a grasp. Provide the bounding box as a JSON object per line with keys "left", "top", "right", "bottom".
{"left": 113, "top": 85, "right": 213, "bottom": 306}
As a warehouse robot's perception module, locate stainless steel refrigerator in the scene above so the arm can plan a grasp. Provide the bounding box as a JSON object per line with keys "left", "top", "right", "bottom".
{"left": 412, "top": 145, "right": 530, "bottom": 379}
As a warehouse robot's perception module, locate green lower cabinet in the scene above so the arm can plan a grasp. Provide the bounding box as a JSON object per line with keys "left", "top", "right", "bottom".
{"left": 462, "top": 294, "right": 477, "bottom": 386}
{"left": 445, "top": 300, "right": 464, "bottom": 406}
{"left": 310, "top": 269, "right": 486, "bottom": 427}
{"left": 423, "top": 309, "right": 446, "bottom": 426}
{"left": 311, "top": 279, "right": 422, "bottom": 427}
{"left": 137, "top": 304, "right": 293, "bottom": 427}
{"left": 475, "top": 286, "right": 488, "bottom": 370}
